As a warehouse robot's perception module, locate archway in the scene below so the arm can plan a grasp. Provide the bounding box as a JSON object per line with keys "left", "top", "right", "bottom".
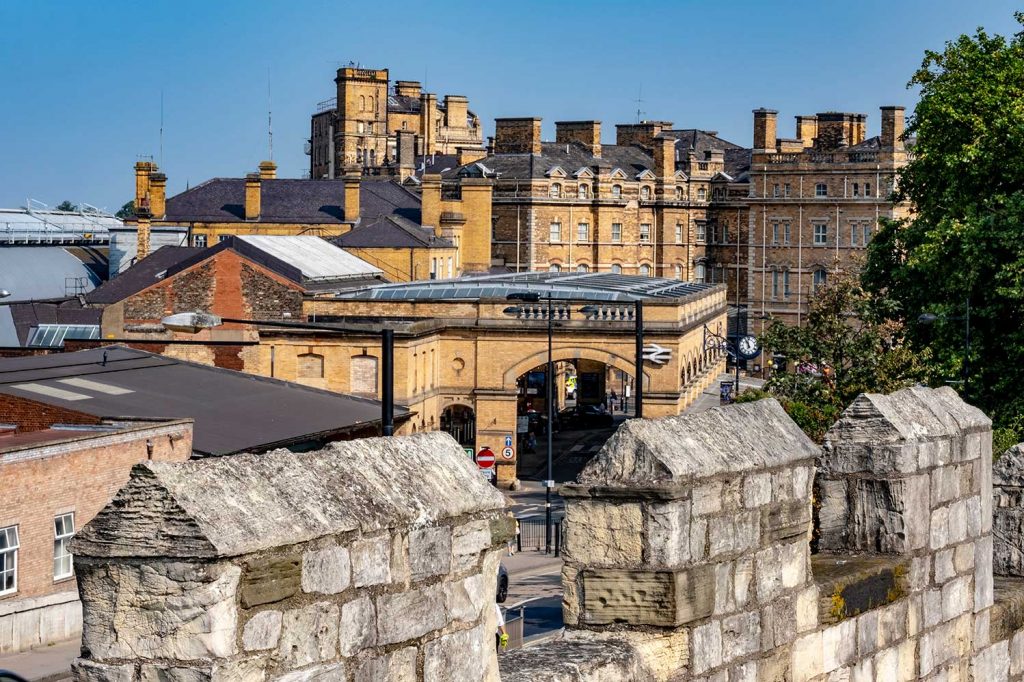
{"left": 440, "top": 404, "right": 475, "bottom": 448}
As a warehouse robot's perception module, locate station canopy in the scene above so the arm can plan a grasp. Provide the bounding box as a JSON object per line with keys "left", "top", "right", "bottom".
{"left": 333, "top": 272, "right": 718, "bottom": 303}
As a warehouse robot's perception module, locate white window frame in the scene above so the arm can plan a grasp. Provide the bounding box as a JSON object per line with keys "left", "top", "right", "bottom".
{"left": 674, "top": 264, "right": 683, "bottom": 279}
{"left": 611, "top": 263, "right": 622, "bottom": 274}
{"left": 193, "top": 234, "right": 208, "bottom": 248}
{"left": 694, "top": 263, "right": 705, "bottom": 283}
{"left": 783, "top": 223, "right": 791, "bottom": 245}
{"left": 640, "top": 186, "right": 651, "bottom": 201}
{"left": 639, "top": 223, "right": 651, "bottom": 243}
{"left": 771, "top": 223, "right": 779, "bottom": 245}
{"left": 54, "top": 513, "right": 74, "bottom": 580}
{"left": 813, "top": 224, "right": 828, "bottom": 245}
{"left": 784, "top": 183, "right": 791, "bottom": 197}
{"left": 0, "top": 525, "right": 18, "bottom": 596}
{"left": 865, "top": 182, "right": 872, "bottom": 197}
{"left": 549, "top": 222, "right": 562, "bottom": 243}
{"left": 675, "top": 223, "right": 682, "bottom": 244}
{"left": 577, "top": 222, "right": 589, "bottom": 242}
{"left": 696, "top": 221, "right": 706, "bottom": 242}
{"left": 772, "top": 183, "right": 780, "bottom": 198}
{"left": 813, "top": 269, "right": 827, "bottom": 290}
{"left": 577, "top": 184, "right": 589, "bottom": 199}
{"left": 863, "top": 223, "right": 872, "bottom": 244}
{"left": 639, "top": 264, "right": 651, "bottom": 277}
{"left": 611, "top": 223, "right": 622, "bottom": 243}
{"left": 783, "top": 270, "right": 791, "bottom": 298}
{"left": 549, "top": 264, "right": 561, "bottom": 273}
{"left": 549, "top": 183, "right": 562, "bottom": 199}
{"left": 697, "top": 187, "right": 706, "bottom": 201}
{"left": 611, "top": 184, "right": 622, "bottom": 199}
{"left": 772, "top": 270, "right": 780, "bottom": 299}
{"left": 576, "top": 263, "right": 589, "bottom": 273}
{"left": 815, "top": 183, "right": 827, "bottom": 197}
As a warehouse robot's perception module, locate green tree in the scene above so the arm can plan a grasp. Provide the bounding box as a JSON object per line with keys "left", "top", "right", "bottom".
{"left": 757, "top": 271, "right": 927, "bottom": 442}
{"left": 862, "top": 13, "right": 1024, "bottom": 441}
{"left": 55, "top": 200, "right": 78, "bottom": 212}
{"left": 114, "top": 200, "right": 135, "bottom": 219}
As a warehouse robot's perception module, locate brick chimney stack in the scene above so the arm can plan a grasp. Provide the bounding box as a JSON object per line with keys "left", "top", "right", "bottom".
{"left": 244, "top": 173, "right": 261, "bottom": 221}
{"left": 795, "top": 115, "right": 818, "bottom": 148}
{"left": 494, "top": 118, "right": 542, "bottom": 155}
{"left": 753, "top": 109, "right": 778, "bottom": 152}
{"left": 259, "top": 161, "right": 277, "bottom": 180}
{"left": 555, "top": 121, "right": 602, "bottom": 157}
{"left": 148, "top": 172, "right": 167, "bottom": 220}
{"left": 880, "top": 106, "right": 906, "bottom": 151}
{"left": 420, "top": 174, "right": 442, "bottom": 237}
{"left": 342, "top": 165, "right": 361, "bottom": 223}
{"left": 652, "top": 135, "right": 676, "bottom": 179}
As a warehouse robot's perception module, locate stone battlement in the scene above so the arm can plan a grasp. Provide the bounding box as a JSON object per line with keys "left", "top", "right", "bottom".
{"left": 71, "top": 388, "right": 1024, "bottom": 680}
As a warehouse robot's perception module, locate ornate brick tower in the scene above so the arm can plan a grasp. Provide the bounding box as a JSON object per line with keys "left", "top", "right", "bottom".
{"left": 335, "top": 67, "right": 390, "bottom": 169}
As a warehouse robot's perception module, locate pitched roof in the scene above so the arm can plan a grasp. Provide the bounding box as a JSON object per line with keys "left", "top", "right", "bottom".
{"left": 332, "top": 215, "right": 454, "bottom": 249}
{"left": 163, "top": 178, "right": 422, "bottom": 225}
{"left": 86, "top": 246, "right": 203, "bottom": 304}
{"left": 8, "top": 303, "right": 101, "bottom": 346}
{"left": 0, "top": 346, "right": 406, "bottom": 456}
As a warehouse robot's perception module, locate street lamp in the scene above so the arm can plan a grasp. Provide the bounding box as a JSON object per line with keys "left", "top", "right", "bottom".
{"left": 0, "top": 290, "right": 11, "bottom": 299}
{"left": 918, "top": 300, "right": 971, "bottom": 396}
{"left": 160, "top": 312, "right": 395, "bottom": 436}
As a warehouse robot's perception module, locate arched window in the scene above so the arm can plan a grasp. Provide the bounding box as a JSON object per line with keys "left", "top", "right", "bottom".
{"left": 577, "top": 184, "right": 589, "bottom": 199}
{"left": 549, "top": 183, "right": 562, "bottom": 198}
{"left": 611, "top": 263, "right": 622, "bottom": 274}
{"left": 674, "top": 264, "right": 683, "bottom": 279}
{"left": 813, "top": 268, "right": 827, "bottom": 290}
{"left": 351, "top": 355, "right": 378, "bottom": 395}
{"left": 640, "top": 186, "right": 651, "bottom": 201}
{"left": 576, "top": 263, "right": 589, "bottom": 273}
{"left": 360, "top": 95, "right": 366, "bottom": 110}
{"left": 297, "top": 353, "right": 324, "bottom": 379}
{"left": 368, "top": 149, "right": 376, "bottom": 166}
{"left": 356, "top": 148, "right": 363, "bottom": 163}
{"left": 357, "top": 121, "right": 365, "bottom": 134}
{"left": 611, "top": 184, "right": 622, "bottom": 198}
{"left": 639, "top": 264, "right": 651, "bottom": 277}
{"left": 368, "top": 96, "right": 374, "bottom": 112}
{"left": 694, "top": 263, "right": 706, "bottom": 283}
{"left": 549, "top": 263, "right": 561, "bottom": 272}
{"left": 697, "top": 187, "right": 706, "bottom": 201}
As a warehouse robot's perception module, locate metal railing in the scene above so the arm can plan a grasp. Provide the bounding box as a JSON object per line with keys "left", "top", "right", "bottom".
{"left": 515, "top": 517, "right": 562, "bottom": 556}
{"left": 501, "top": 597, "right": 547, "bottom": 652}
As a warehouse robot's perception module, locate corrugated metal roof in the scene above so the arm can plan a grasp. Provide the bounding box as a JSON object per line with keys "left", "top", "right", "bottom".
{"left": 236, "top": 235, "right": 382, "bottom": 282}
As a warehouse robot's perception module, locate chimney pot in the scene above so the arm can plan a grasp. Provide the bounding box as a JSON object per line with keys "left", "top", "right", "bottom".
{"left": 258, "top": 161, "right": 277, "bottom": 180}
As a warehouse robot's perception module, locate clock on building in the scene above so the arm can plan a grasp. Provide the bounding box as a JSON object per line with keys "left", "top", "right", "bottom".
{"left": 736, "top": 335, "right": 761, "bottom": 360}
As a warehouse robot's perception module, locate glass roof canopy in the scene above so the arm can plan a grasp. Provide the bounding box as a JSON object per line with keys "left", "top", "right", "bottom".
{"left": 334, "top": 272, "right": 718, "bottom": 303}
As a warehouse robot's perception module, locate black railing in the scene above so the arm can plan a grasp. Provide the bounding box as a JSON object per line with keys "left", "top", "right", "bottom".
{"left": 516, "top": 517, "right": 561, "bottom": 556}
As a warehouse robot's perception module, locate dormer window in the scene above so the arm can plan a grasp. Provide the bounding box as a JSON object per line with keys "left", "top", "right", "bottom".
{"left": 550, "top": 183, "right": 562, "bottom": 198}
{"left": 611, "top": 184, "right": 622, "bottom": 198}
{"left": 675, "top": 187, "right": 683, "bottom": 200}
{"left": 577, "top": 184, "right": 589, "bottom": 199}
{"left": 640, "top": 186, "right": 651, "bottom": 201}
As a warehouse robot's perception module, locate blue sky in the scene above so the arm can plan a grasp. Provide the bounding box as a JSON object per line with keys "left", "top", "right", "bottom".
{"left": 0, "top": 0, "right": 1020, "bottom": 211}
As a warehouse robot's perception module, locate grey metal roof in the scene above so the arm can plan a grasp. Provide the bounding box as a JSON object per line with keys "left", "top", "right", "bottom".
{"left": 0, "top": 206, "right": 119, "bottom": 245}
{"left": 0, "top": 346, "right": 406, "bottom": 456}
{"left": 236, "top": 236, "right": 382, "bottom": 281}
{"left": 334, "top": 271, "right": 717, "bottom": 303}
{"left": 0, "top": 246, "right": 105, "bottom": 346}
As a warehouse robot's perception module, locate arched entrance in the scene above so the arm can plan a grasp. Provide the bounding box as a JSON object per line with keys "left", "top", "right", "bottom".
{"left": 440, "top": 404, "right": 475, "bottom": 448}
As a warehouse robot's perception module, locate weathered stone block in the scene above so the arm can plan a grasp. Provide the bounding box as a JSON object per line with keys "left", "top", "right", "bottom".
{"left": 976, "top": 534, "right": 995, "bottom": 611}
{"left": 754, "top": 540, "right": 806, "bottom": 603}
{"left": 423, "top": 623, "right": 494, "bottom": 682}
{"left": 709, "top": 511, "right": 759, "bottom": 558}
{"left": 301, "top": 545, "right": 351, "bottom": 595}
{"left": 971, "top": 640, "right": 1009, "bottom": 682}
{"left": 822, "top": 619, "right": 855, "bottom": 673}
{"left": 339, "top": 595, "right": 375, "bottom": 657}
{"left": 451, "top": 520, "right": 493, "bottom": 573}
{"left": 351, "top": 536, "right": 391, "bottom": 587}
{"left": 645, "top": 500, "right": 691, "bottom": 568}
{"left": 849, "top": 475, "right": 929, "bottom": 553}
{"left": 690, "top": 517, "right": 708, "bottom": 562}
{"left": 78, "top": 561, "right": 240, "bottom": 661}
{"left": 693, "top": 481, "right": 723, "bottom": 515}
{"left": 690, "top": 620, "right": 723, "bottom": 675}
{"left": 409, "top": 526, "right": 452, "bottom": 580}
{"left": 721, "top": 611, "right": 759, "bottom": 662}
{"left": 760, "top": 593, "right": 797, "bottom": 651}
{"left": 355, "top": 646, "right": 416, "bottom": 682}
{"left": 761, "top": 500, "right": 811, "bottom": 544}
{"left": 563, "top": 500, "right": 642, "bottom": 567}
{"left": 447, "top": 573, "right": 488, "bottom": 623}
{"left": 137, "top": 659, "right": 266, "bottom": 682}
{"left": 242, "top": 610, "right": 282, "bottom": 651}
{"left": 743, "top": 472, "right": 771, "bottom": 508}
{"left": 735, "top": 558, "right": 754, "bottom": 610}
{"left": 72, "top": 660, "right": 134, "bottom": 682}
{"left": 276, "top": 663, "right": 346, "bottom": 681}
{"left": 856, "top": 609, "right": 879, "bottom": 658}
{"left": 278, "top": 601, "right": 339, "bottom": 669}
{"left": 817, "top": 479, "right": 849, "bottom": 550}
{"left": 790, "top": 631, "right": 823, "bottom": 682}
{"left": 240, "top": 555, "right": 300, "bottom": 608}
{"left": 942, "top": 575, "right": 973, "bottom": 622}
{"left": 376, "top": 583, "right": 448, "bottom": 645}
{"left": 580, "top": 566, "right": 714, "bottom": 627}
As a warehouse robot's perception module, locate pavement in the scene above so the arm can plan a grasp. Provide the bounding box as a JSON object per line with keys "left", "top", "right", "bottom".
{"left": 499, "top": 543, "right": 564, "bottom": 645}
{"left": 0, "top": 638, "right": 76, "bottom": 681}
{"left": 685, "top": 370, "right": 765, "bottom": 414}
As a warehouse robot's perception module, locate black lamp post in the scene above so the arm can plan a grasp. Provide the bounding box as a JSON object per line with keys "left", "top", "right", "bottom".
{"left": 161, "top": 312, "right": 396, "bottom": 436}
{"left": 918, "top": 299, "right": 972, "bottom": 397}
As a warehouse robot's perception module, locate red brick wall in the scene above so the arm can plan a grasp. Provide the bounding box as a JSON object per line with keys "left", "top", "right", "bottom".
{"left": 0, "top": 394, "right": 102, "bottom": 432}
{"left": 0, "top": 422, "right": 193, "bottom": 603}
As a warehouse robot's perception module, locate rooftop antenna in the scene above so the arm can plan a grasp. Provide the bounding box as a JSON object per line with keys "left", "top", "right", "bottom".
{"left": 159, "top": 89, "right": 164, "bottom": 167}
{"left": 267, "top": 67, "right": 274, "bottom": 160}
{"left": 635, "top": 85, "right": 645, "bottom": 124}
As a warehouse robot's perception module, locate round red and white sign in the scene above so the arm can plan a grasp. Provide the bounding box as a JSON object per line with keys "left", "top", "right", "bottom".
{"left": 476, "top": 447, "right": 496, "bottom": 469}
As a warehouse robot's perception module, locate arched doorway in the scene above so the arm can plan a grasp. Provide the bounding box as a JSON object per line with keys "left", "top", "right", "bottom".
{"left": 440, "top": 404, "right": 475, "bottom": 448}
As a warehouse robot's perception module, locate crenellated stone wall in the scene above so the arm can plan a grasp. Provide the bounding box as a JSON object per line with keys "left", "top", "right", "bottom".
{"left": 70, "top": 432, "right": 512, "bottom": 681}
{"left": 71, "top": 387, "right": 1024, "bottom": 680}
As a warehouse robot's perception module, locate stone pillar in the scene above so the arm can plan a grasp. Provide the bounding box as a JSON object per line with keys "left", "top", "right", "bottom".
{"left": 71, "top": 433, "right": 512, "bottom": 681}
{"left": 560, "top": 399, "right": 819, "bottom": 678}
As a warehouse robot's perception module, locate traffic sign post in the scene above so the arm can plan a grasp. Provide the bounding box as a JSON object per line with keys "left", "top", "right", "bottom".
{"left": 501, "top": 446, "right": 514, "bottom": 460}
{"left": 476, "top": 447, "right": 496, "bottom": 469}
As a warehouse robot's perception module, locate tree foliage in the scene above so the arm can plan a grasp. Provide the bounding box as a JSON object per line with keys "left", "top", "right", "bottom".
{"left": 757, "top": 272, "right": 927, "bottom": 442}
{"left": 55, "top": 200, "right": 78, "bottom": 212}
{"left": 114, "top": 200, "right": 135, "bottom": 219}
{"left": 862, "top": 13, "right": 1024, "bottom": 440}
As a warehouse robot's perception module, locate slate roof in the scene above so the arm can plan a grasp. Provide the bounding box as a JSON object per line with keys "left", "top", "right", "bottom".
{"left": 332, "top": 215, "right": 454, "bottom": 249}
{"left": 0, "top": 346, "right": 406, "bottom": 456}
{"left": 164, "top": 178, "right": 422, "bottom": 225}
{"left": 86, "top": 246, "right": 202, "bottom": 304}
{"left": 8, "top": 303, "right": 101, "bottom": 346}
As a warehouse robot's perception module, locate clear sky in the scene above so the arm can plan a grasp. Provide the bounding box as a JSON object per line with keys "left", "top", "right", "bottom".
{"left": 0, "top": 0, "right": 1020, "bottom": 211}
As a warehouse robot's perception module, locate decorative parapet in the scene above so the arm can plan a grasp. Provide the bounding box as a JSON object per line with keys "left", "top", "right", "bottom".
{"left": 70, "top": 432, "right": 512, "bottom": 681}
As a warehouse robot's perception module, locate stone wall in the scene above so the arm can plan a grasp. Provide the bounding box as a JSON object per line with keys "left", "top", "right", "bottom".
{"left": 994, "top": 444, "right": 1024, "bottom": 576}
{"left": 70, "top": 432, "right": 512, "bottom": 681}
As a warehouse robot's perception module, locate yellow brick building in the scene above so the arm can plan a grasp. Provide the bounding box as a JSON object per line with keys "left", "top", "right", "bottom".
{"left": 309, "top": 67, "right": 484, "bottom": 179}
